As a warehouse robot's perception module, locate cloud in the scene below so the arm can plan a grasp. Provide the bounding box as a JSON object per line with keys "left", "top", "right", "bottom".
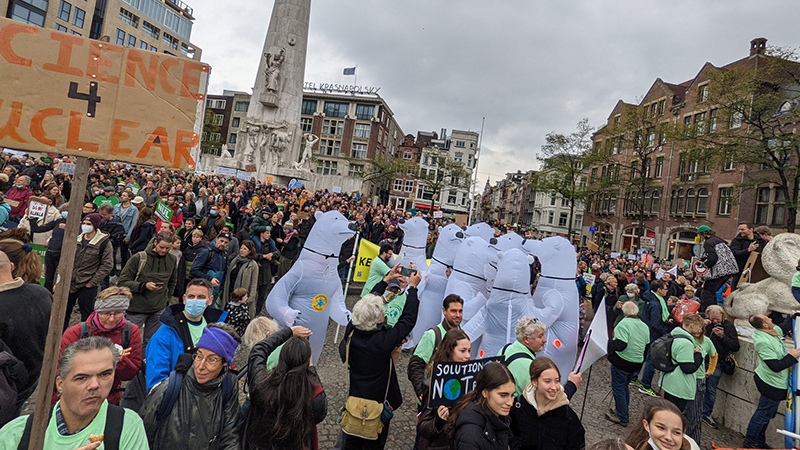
{"left": 187, "top": 0, "right": 800, "bottom": 185}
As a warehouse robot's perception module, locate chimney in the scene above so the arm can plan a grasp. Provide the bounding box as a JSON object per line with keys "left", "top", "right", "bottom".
{"left": 750, "top": 37, "right": 767, "bottom": 56}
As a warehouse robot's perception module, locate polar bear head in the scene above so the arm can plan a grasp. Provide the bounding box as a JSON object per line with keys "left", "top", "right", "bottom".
{"left": 302, "top": 210, "right": 356, "bottom": 257}
{"left": 398, "top": 217, "right": 429, "bottom": 249}
{"left": 495, "top": 233, "right": 525, "bottom": 252}
{"left": 464, "top": 223, "right": 495, "bottom": 242}
{"left": 453, "top": 236, "right": 499, "bottom": 283}
{"left": 433, "top": 224, "right": 465, "bottom": 266}
{"left": 493, "top": 248, "right": 535, "bottom": 294}
{"left": 521, "top": 239, "right": 541, "bottom": 257}
{"left": 533, "top": 236, "right": 576, "bottom": 278}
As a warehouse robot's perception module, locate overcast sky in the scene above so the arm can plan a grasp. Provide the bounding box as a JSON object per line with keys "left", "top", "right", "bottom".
{"left": 187, "top": 0, "right": 799, "bottom": 187}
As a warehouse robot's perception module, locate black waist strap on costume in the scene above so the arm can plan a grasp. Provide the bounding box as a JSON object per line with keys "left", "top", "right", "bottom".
{"left": 432, "top": 256, "right": 452, "bottom": 269}
{"left": 451, "top": 267, "right": 486, "bottom": 281}
{"left": 402, "top": 243, "right": 426, "bottom": 250}
{"left": 541, "top": 275, "right": 576, "bottom": 281}
{"left": 492, "top": 286, "right": 529, "bottom": 295}
{"left": 303, "top": 247, "right": 337, "bottom": 259}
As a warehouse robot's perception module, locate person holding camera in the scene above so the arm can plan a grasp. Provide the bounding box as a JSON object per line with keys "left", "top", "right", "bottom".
{"left": 701, "top": 305, "right": 740, "bottom": 429}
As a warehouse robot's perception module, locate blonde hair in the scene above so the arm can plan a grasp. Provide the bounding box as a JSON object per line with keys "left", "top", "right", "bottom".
{"left": 242, "top": 317, "right": 279, "bottom": 349}
{"left": 96, "top": 286, "right": 132, "bottom": 300}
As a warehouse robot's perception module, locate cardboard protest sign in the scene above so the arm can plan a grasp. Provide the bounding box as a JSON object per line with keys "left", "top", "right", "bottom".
{"left": 0, "top": 17, "right": 208, "bottom": 170}
{"left": 428, "top": 357, "right": 502, "bottom": 408}
{"left": 27, "top": 196, "right": 50, "bottom": 220}
{"left": 236, "top": 170, "right": 252, "bottom": 181}
{"left": 154, "top": 200, "right": 173, "bottom": 222}
{"left": 353, "top": 239, "right": 379, "bottom": 282}
{"left": 56, "top": 162, "right": 75, "bottom": 175}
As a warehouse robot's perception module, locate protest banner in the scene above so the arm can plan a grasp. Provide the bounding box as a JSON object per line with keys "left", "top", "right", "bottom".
{"left": 353, "top": 239, "right": 380, "bottom": 282}
{"left": 428, "top": 357, "right": 503, "bottom": 408}
{"left": 582, "top": 272, "right": 596, "bottom": 287}
{"left": 433, "top": 210, "right": 443, "bottom": 219}
{"left": 0, "top": 17, "right": 209, "bottom": 170}
{"left": 154, "top": 200, "right": 173, "bottom": 223}
{"left": 27, "top": 196, "right": 49, "bottom": 220}
{"left": 576, "top": 301, "right": 608, "bottom": 373}
{"left": 216, "top": 166, "right": 237, "bottom": 177}
{"left": 56, "top": 161, "right": 76, "bottom": 175}
{"left": 332, "top": 186, "right": 342, "bottom": 193}
{"left": 236, "top": 170, "right": 252, "bottom": 181}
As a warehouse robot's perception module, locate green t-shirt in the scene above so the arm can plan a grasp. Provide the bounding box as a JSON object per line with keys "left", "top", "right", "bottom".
{"left": 266, "top": 343, "right": 283, "bottom": 370}
{"left": 384, "top": 293, "right": 407, "bottom": 327}
{"left": 753, "top": 325, "right": 790, "bottom": 390}
{"left": 361, "top": 256, "right": 391, "bottom": 297}
{"left": 613, "top": 317, "right": 649, "bottom": 363}
{"left": 413, "top": 323, "right": 447, "bottom": 364}
{"left": 659, "top": 327, "right": 697, "bottom": 400}
{"left": 93, "top": 195, "right": 120, "bottom": 208}
{"left": 188, "top": 317, "right": 207, "bottom": 345}
{"left": 792, "top": 271, "right": 800, "bottom": 288}
{"left": 0, "top": 400, "right": 149, "bottom": 450}
{"left": 693, "top": 335, "right": 717, "bottom": 379}
{"left": 497, "top": 340, "right": 535, "bottom": 396}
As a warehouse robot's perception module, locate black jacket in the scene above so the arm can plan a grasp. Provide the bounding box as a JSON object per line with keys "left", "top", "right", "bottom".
{"left": 338, "top": 281, "right": 419, "bottom": 410}
{"left": 0, "top": 280, "right": 51, "bottom": 394}
{"left": 729, "top": 233, "right": 767, "bottom": 271}
{"left": 705, "top": 319, "right": 740, "bottom": 361}
{"left": 29, "top": 216, "right": 66, "bottom": 253}
{"left": 509, "top": 393, "right": 585, "bottom": 450}
{"left": 129, "top": 221, "right": 155, "bottom": 253}
{"left": 453, "top": 401, "right": 513, "bottom": 450}
{"left": 641, "top": 290, "right": 674, "bottom": 342}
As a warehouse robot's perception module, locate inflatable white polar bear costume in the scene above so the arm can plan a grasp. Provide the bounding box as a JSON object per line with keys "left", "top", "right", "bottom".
{"left": 266, "top": 210, "right": 356, "bottom": 363}
{"left": 464, "top": 222, "right": 495, "bottom": 242}
{"left": 527, "top": 236, "right": 579, "bottom": 383}
{"left": 396, "top": 217, "right": 429, "bottom": 272}
{"left": 463, "top": 248, "right": 535, "bottom": 357}
{"left": 410, "top": 224, "right": 464, "bottom": 348}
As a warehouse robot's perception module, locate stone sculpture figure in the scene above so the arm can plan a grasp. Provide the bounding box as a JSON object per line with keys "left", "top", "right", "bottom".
{"left": 292, "top": 133, "right": 319, "bottom": 171}
{"left": 270, "top": 128, "right": 292, "bottom": 167}
{"left": 264, "top": 48, "right": 286, "bottom": 93}
{"left": 725, "top": 232, "right": 800, "bottom": 326}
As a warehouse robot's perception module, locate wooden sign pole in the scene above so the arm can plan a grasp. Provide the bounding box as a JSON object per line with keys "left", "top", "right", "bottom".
{"left": 28, "top": 156, "right": 90, "bottom": 450}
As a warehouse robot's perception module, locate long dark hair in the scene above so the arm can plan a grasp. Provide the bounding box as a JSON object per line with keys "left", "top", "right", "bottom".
{"left": 445, "top": 362, "right": 514, "bottom": 436}
{"left": 135, "top": 207, "right": 153, "bottom": 228}
{"left": 247, "top": 337, "right": 316, "bottom": 449}
{"left": 428, "top": 329, "right": 470, "bottom": 378}
{"left": 625, "top": 398, "right": 690, "bottom": 450}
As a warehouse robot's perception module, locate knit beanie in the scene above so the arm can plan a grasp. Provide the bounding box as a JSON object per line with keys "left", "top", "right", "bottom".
{"left": 85, "top": 213, "right": 102, "bottom": 229}
{"left": 94, "top": 294, "right": 130, "bottom": 312}
{"left": 196, "top": 327, "right": 238, "bottom": 364}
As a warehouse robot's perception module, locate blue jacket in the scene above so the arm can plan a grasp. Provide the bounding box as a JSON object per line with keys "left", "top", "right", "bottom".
{"left": 0, "top": 202, "right": 11, "bottom": 226}
{"left": 144, "top": 303, "right": 227, "bottom": 391}
{"left": 190, "top": 242, "right": 228, "bottom": 280}
{"left": 113, "top": 203, "right": 139, "bottom": 241}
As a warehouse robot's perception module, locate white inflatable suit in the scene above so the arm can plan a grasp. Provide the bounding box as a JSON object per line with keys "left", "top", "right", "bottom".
{"left": 464, "top": 223, "right": 495, "bottom": 241}
{"left": 464, "top": 248, "right": 535, "bottom": 357}
{"left": 410, "top": 224, "right": 464, "bottom": 348}
{"left": 266, "top": 210, "right": 356, "bottom": 363}
{"left": 396, "top": 217, "right": 429, "bottom": 272}
{"left": 527, "top": 236, "right": 579, "bottom": 382}
{"left": 489, "top": 233, "right": 526, "bottom": 289}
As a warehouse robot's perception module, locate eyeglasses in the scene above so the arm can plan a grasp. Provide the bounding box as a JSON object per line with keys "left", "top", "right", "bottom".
{"left": 97, "top": 311, "right": 125, "bottom": 318}
{"left": 193, "top": 352, "right": 223, "bottom": 366}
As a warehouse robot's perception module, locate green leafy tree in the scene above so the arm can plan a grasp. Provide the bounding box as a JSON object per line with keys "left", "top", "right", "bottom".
{"left": 200, "top": 109, "right": 221, "bottom": 156}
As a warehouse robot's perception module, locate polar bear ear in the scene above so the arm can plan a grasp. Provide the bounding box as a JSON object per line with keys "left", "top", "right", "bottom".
{"left": 497, "top": 251, "right": 504, "bottom": 260}
{"left": 314, "top": 211, "right": 323, "bottom": 220}
{"left": 527, "top": 255, "right": 535, "bottom": 265}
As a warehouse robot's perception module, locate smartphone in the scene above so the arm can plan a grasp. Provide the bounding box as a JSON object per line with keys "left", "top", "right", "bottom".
{"left": 399, "top": 266, "right": 417, "bottom": 277}
{"left": 154, "top": 283, "right": 164, "bottom": 288}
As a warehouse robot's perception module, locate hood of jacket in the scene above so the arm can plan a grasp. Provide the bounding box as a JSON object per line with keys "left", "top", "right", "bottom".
{"left": 159, "top": 302, "right": 226, "bottom": 332}
{"left": 77, "top": 230, "right": 109, "bottom": 245}
{"left": 145, "top": 245, "right": 177, "bottom": 272}
{"left": 522, "top": 382, "right": 569, "bottom": 416}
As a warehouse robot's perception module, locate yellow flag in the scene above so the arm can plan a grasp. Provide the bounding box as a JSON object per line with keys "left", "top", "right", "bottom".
{"left": 353, "top": 239, "right": 380, "bottom": 282}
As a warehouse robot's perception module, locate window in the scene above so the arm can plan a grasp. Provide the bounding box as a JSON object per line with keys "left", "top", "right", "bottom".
{"left": 354, "top": 123, "right": 370, "bottom": 139}
{"left": 454, "top": 152, "right": 463, "bottom": 162}
{"left": 206, "top": 99, "right": 226, "bottom": 109}
{"left": 323, "top": 102, "right": 349, "bottom": 118}
{"left": 234, "top": 101, "right": 249, "bottom": 112}
{"left": 547, "top": 211, "right": 554, "bottom": 224}
{"left": 709, "top": 109, "right": 718, "bottom": 132}
{"left": 322, "top": 120, "right": 344, "bottom": 136}
{"left": 393, "top": 179, "right": 403, "bottom": 191}
{"left": 119, "top": 8, "right": 138, "bottom": 27}
{"left": 150, "top": 45, "right": 157, "bottom": 52}
{"left": 612, "top": 137, "right": 619, "bottom": 154}
{"left": 698, "top": 84, "right": 708, "bottom": 103}
{"left": 694, "top": 112, "right": 707, "bottom": 136}
{"left": 755, "top": 187, "right": 770, "bottom": 225}
{"left": 207, "top": 132, "right": 220, "bottom": 142}
{"left": 316, "top": 160, "right": 338, "bottom": 175}
{"left": 696, "top": 188, "right": 708, "bottom": 215}
{"left": 403, "top": 151, "right": 412, "bottom": 160}
{"left": 351, "top": 143, "right": 367, "bottom": 159}
{"left": 676, "top": 189, "right": 685, "bottom": 214}
{"left": 348, "top": 164, "right": 364, "bottom": 177}
{"left": 670, "top": 190, "right": 678, "bottom": 215}
{"left": 55, "top": 23, "right": 68, "bottom": 32}
{"left": 683, "top": 116, "right": 692, "bottom": 135}
{"left": 404, "top": 180, "right": 414, "bottom": 193}
{"left": 115, "top": 29, "right": 126, "bottom": 45}
{"left": 651, "top": 190, "right": 660, "bottom": 214}
{"left": 658, "top": 100, "right": 666, "bottom": 116}
{"left": 142, "top": 21, "right": 159, "bottom": 39}
{"left": 550, "top": 194, "right": 556, "bottom": 206}
{"left": 300, "top": 117, "right": 312, "bottom": 132}
{"left": 561, "top": 198, "right": 568, "bottom": 207}
{"left": 730, "top": 111, "right": 743, "bottom": 129}
{"left": 139, "top": 40, "right": 148, "bottom": 49}
{"left": 301, "top": 100, "right": 317, "bottom": 115}
{"left": 647, "top": 127, "right": 655, "bottom": 148}
{"left": 755, "top": 186, "right": 787, "bottom": 225}
{"left": 58, "top": 0, "right": 71, "bottom": 21}
{"left": 127, "top": 34, "right": 136, "bottom": 47}
{"left": 455, "top": 141, "right": 466, "bottom": 148}
{"left": 355, "top": 104, "right": 374, "bottom": 120}
{"left": 71, "top": 30, "right": 81, "bottom": 36}
{"left": 162, "top": 32, "right": 178, "bottom": 50}
{"left": 558, "top": 213, "right": 568, "bottom": 227}
{"left": 685, "top": 188, "right": 696, "bottom": 214}
{"left": 717, "top": 187, "right": 733, "bottom": 216}
{"left": 448, "top": 192, "right": 457, "bottom": 204}
{"left": 723, "top": 151, "right": 735, "bottom": 171}
{"left": 319, "top": 139, "right": 341, "bottom": 156}
{"left": 654, "top": 156, "right": 664, "bottom": 178}
{"left": 232, "top": 117, "right": 240, "bottom": 128}
{"left": 10, "top": 1, "right": 47, "bottom": 26}
{"left": 228, "top": 133, "right": 237, "bottom": 144}
{"left": 211, "top": 114, "right": 224, "bottom": 126}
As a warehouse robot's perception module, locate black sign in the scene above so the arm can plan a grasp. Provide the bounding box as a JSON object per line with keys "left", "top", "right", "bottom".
{"left": 428, "top": 357, "right": 502, "bottom": 408}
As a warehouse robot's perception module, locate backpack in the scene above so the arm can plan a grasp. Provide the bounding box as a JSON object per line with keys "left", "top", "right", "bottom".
{"left": 155, "top": 369, "right": 235, "bottom": 427}
{"left": 17, "top": 403, "right": 125, "bottom": 450}
{"left": 133, "top": 251, "right": 148, "bottom": 281}
{"left": 649, "top": 333, "right": 694, "bottom": 373}
{"left": 500, "top": 343, "right": 534, "bottom": 366}
{"left": 0, "top": 338, "right": 27, "bottom": 428}
{"left": 80, "top": 322, "right": 132, "bottom": 349}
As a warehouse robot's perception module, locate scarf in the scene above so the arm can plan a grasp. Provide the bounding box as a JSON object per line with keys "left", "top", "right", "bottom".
{"left": 233, "top": 255, "right": 251, "bottom": 288}
{"left": 92, "top": 314, "right": 127, "bottom": 333}
{"left": 284, "top": 229, "right": 298, "bottom": 243}
{"left": 653, "top": 292, "right": 669, "bottom": 322}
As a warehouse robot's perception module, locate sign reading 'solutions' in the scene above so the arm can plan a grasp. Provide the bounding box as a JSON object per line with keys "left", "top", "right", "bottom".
{"left": 428, "top": 357, "right": 502, "bottom": 409}
{"left": 0, "top": 16, "right": 209, "bottom": 170}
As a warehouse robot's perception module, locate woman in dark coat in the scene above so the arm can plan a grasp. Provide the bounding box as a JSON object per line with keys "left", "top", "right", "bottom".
{"left": 128, "top": 207, "right": 155, "bottom": 254}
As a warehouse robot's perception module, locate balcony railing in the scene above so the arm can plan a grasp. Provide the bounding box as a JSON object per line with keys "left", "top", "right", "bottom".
{"left": 165, "top": 0, "right": 193, "bottom": 17}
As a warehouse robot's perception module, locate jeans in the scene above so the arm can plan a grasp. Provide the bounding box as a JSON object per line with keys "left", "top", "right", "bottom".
{"left": 64, "top": 286, "right": 98, "bottom": 331}
{"left": 126, "top": 308, "right": 165, "bottom": 348}
{"left": 744, "top": 394, "right": 782, "bottom": 447}
{"left": 703, "top": 364, "right": 723, "bottom": 418}
{"left": 664, "top": 392, "right": 688, "bottom": 412}
{"left": 641, "top": 347, "right": 656, "bottom": 389}
{"left": 610, "top": 365, "right": 634, "bottom": 423}
{"left": 251, "top": 236, "right": 262, "bottom": 253}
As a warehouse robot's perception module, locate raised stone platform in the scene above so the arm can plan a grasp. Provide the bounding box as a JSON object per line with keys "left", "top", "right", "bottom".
{"left": 712, "top": 334, "right": 792, "bottom": 448}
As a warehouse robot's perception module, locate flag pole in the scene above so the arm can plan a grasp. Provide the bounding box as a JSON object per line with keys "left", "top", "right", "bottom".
{"left": 334, "top": 230, "right": 360, "bottom": 344}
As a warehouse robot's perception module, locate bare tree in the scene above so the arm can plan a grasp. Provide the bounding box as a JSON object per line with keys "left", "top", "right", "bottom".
{"left": 418, "top": 148, "right": 470, "bottom": 211}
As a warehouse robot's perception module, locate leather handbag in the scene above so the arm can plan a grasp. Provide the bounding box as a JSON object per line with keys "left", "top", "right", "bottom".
{"left": 340, "top": 330, "right": 393, "bottom": 440}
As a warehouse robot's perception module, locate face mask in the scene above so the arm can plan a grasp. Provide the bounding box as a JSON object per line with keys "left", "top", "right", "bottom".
{"left": 81, "top": 224, "right": 94, "bottom": 234}
{"left": 184, "top": 299, "right": 207, "bottom": 318}
{"left": 61, "top": 211, "right": 68, "bottom": 219}
{"left": 210, "top": 210, "right": 217, "bottom": 216}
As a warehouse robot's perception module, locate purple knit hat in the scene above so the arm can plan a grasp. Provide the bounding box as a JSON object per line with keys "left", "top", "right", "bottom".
{"left": 196, "top": 327, "right": 238, "bottom": 364}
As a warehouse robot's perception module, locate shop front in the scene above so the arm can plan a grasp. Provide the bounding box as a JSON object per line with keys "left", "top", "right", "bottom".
{"left": 621, "top": 226, "right": 656, "bottom": 253}
{"left": 667, "top": 229, "right": 699, "bottom": 260}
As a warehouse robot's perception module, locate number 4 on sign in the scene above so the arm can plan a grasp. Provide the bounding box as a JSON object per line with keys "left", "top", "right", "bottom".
{"left": 68, "top": 82, "right": 101, "bottom": 118}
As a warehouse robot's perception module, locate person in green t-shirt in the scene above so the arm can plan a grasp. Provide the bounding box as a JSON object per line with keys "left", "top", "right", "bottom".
{"left": 498, "top": 316, "right": 548, "bottom": 396}
{"left": 0, "top": 336, "right": 149, "bottom": 449}
{"left": 360, "top": 244, "right": 394, "bottom": 297}
{"left": 744, "top": 313, "right": 800, "bottom": 448}
{"left": 382, "top": 278, "right": 407, "bottom": 327}
{"left": 792, "top": 258, "right": 800, "bottom": 304}
{"left": 681, "top": 313, "right": 716, "bottom": 443}
{"left": 607, "top": 301, "right": 650, "bottom": 425}
{"left": 659, "top": 317, "right": 703, "bottom": 412}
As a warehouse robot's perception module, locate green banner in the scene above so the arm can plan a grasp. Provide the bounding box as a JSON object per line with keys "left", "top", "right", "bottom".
{"left": 30, "top": 243, "right": 46, "bottom": 286}
{"left": 154, "top": 200, "right": 173, "bottom": 223}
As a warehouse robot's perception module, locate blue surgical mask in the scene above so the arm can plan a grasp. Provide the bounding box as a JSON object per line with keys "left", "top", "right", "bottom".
{"left": 184, "top": 299, "right": 207, "bottom": 318}
{"left": 61, "top": 211, "right": 68, "bottom": 219}
{"left": 209, "top": 210, "right": 217, "bottom": 216}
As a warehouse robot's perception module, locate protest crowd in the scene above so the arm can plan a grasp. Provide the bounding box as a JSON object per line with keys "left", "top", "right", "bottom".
{"left": 0, "top": 150, "right": 798, "bottom": 450}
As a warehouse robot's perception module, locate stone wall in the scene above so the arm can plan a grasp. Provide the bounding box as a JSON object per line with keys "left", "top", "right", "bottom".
{"left": 712, "top": 335, "right": 791, "bottom": 448}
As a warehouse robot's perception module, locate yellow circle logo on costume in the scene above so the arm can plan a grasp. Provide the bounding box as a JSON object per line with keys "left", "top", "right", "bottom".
{"left": 312, "top": 294, "right": 328, "bottom": 312}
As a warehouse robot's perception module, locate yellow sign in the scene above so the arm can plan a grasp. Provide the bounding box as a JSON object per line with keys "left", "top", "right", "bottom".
{"left": 0, "top": 17, "right": 209, "bottom": 169}
{"left": 352, "top": 239, "right": 380, "bottom": 282}
{"left": 312, "top": 294, "right": 328, "bottom": 312}
{"left": 265, "top": 175, "right": 274, "bottom": 183}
